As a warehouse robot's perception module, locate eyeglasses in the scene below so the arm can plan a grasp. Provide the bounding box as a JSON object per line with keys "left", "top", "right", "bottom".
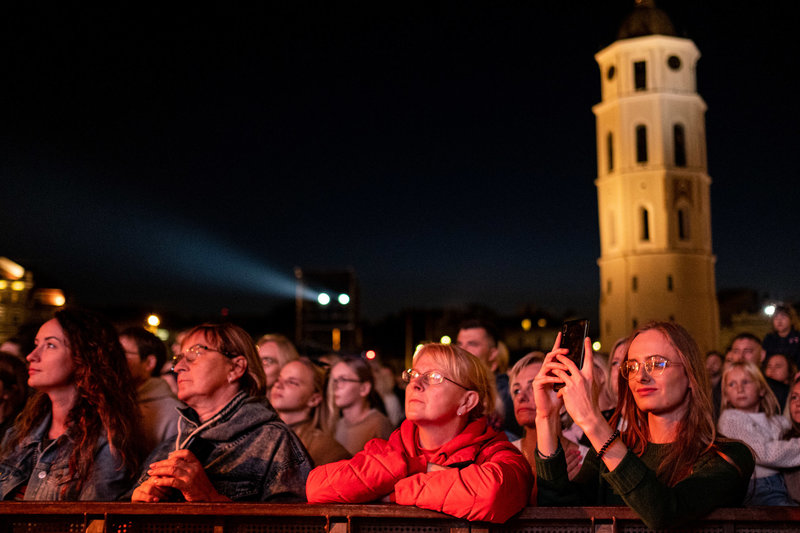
{"left": 402, "top": 368, "right": 468, "bottom": 390}
{"left": 171, "top": 344, "right": 240, "bottom": 371}
{"left": 331, "top": 377, "right": 362, "bottom": 387}
{"left": 619, "top": 355, "right": 683, "bottom": 379}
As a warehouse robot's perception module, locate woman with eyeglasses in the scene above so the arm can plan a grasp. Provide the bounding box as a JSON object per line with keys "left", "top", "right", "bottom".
{"left": 328, "top": 356, "right": 393, "bottom": 455}
{"left": 533, "top": 321, "right": 754, "bottom": 530}
{"left": 0, "top": 307, "right": 143, "bottom": 500}
{"left": 306, "top": 343, "right": 533, "bottom": 523}
{"left": 131, "top": 322, "right": 311, "bottom": 502}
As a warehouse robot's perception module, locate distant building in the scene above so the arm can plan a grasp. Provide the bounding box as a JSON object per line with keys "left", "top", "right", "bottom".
{"left": 594, "top": 1, "right": 719, "bottom": 353}
{"left": 0, "top": 256, "right": 65, "bottom": 342}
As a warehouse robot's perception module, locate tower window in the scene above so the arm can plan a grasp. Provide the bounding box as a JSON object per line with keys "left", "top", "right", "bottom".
{"left": 678, "top": 208, "right": 690, "bottom": 240}
{"left": 674, "top": 124, "right": 687, "bottom": 167}
{"left": 636, "top": 125, "right": 648, "bottom": 163}
{"left": 667, "top": 275, "right": 674, "bottom": 291}
{"left": 632, "top": 276, "right": 638, "bottom": 292}
{"left": 640, "top": 207, "right": 650, "bottom": 241}
{"left": 634, "top": 61, "right": 647, "bottom": 90}
{"left": 632, "top": 318, "right": 638, "bottom": 329}
{"left": 607, "top": 279, "right": 612, "bottom": 294}
{"left": 607, "top": 132, "right": 614, "bottom": 172}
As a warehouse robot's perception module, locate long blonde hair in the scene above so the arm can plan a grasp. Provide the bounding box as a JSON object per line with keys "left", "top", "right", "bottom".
{"left": 720, "top": 361, "right": 780, "bottom": 416}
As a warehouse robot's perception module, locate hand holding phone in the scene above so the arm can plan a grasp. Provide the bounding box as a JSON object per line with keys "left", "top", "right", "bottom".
{"left": 553, "top": 318, "right": 589, "bottom": 391}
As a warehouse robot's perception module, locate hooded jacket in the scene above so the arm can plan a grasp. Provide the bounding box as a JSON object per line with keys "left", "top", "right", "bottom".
{"left": 306, "top": 416, "right": 533, "bottom": 523}
{"left": 135, "top": 391, "right": 311, "bottom": 502}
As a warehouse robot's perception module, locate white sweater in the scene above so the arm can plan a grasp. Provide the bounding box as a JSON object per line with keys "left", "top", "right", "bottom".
{"left": 718, "top": 409, "right": 800, "bottom": 478}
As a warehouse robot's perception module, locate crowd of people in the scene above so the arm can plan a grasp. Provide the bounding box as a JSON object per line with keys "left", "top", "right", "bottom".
{"left": 2, "top": 305, "right": 800, "bottom": 527}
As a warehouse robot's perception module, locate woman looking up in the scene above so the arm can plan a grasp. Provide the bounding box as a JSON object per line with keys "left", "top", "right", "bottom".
{"left": 306, "top": 343, "right": 532, "bottom": 523}
{"left": 132, "top": 322, "right": 311, "bottom": 502}
{"left": 270, "top": 358, "right": 350, "bottom": 466}
{"left": 0, "top": 307, "right": 143, "bottom": 500}
{"left": 534, "top": 321, "right": 754, "bottom": 530}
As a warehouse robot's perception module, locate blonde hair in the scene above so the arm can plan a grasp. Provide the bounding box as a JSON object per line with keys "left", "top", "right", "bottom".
{"left": 413, "top": 343, "right": 497, "bottom": 422}
{"left": 720, "top": 361, "right": 780, "bottom": 416}
{"left": 508, "top": 351, "right": 545, "bottom": 385}
{"left": 256, "top": 333, "right": 300, "bottom": 367}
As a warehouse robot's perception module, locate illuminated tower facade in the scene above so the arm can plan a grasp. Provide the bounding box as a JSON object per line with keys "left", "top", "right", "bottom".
{"left": 594, "top": 1, "right": 719, "bottom": 353}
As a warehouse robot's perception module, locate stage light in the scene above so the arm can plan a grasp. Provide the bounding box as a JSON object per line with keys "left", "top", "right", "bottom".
{"left": 317, "top": 293, "right": 331, "bottom": 305}
{"left": 338, "top": 293, "right": 350, "bottom": 305}
{"left": 440, "top": 335, "right": 451, "bottom": 344}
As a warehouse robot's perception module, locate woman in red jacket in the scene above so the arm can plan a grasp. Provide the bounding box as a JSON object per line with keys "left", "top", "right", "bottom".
{"left": 306, "top": 343, "right": 533, "bottom": 523}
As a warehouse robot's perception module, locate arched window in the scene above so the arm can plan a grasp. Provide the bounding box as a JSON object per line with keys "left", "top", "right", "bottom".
{"left": 674, "top": 124, "right": 686, "bottom": 167}
{"left": 607, "top": 132, "right": 614, "bottom": 172}
{"left": 636, "top": 125, "right": 648, "bottom": 163}
{"left": 640, "top": 207, "right": 650, "bottom": 241}
{"left": 667, "top": 275, "right": 674, "bottom": 291}
{"left": 632, "top": 276, "right": 638, "bottom": 292}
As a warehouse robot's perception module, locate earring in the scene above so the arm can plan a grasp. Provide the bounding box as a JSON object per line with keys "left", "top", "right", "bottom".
{"left": 457, "top": 407, "right": 464, "bottom": 416}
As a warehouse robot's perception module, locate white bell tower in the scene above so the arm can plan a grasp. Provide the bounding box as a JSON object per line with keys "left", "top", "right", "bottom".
{"left": 594, "top": 0, "right": 719, "bottom": 353}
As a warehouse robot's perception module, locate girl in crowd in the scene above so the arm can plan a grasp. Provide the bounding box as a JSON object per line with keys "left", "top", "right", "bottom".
{"left": 256, "top": 333, "right": 299, "bottom": 393}
{"left": 132, "top": 322, "right": 311, "bottom": 502}
{"left": 0, "top": 308, "right": 143, "bottom": 500}
{"left": 763, "top": 353, "right": 797, "bottom": 387}
{"left": 306, "top": 343, "right": 532, "bottom": 523}
{"left": 717, "top": 361, "right": 800, "bottom": 506}
{"left": 534, "top": 321, "right": 754, "bottom": 530}
{"left": 270, "top": 357, "right": 350, "bottom": 466}
{"left": 328, "top": 355, "right": 393, "bottom": 455}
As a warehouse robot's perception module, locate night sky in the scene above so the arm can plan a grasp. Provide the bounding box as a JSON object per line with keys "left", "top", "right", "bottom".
{"left": 1, "top": 2, "right": 798, "bottom": 325}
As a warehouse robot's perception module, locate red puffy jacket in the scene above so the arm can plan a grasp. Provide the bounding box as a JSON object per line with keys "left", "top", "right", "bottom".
{"left": 306, "top": 417, "right": 533, "bottom": 523}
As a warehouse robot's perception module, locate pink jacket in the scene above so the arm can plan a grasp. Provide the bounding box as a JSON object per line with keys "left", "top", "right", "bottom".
{"left": 306, "top": 417, "right": 533, "bottom": 523}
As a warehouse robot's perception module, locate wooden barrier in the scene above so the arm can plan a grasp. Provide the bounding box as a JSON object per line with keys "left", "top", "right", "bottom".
{"left": 1, "top": 503, "right": 800, "bottom": 533}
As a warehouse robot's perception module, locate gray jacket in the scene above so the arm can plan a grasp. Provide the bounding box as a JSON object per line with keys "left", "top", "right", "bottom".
{"left": 0, "top": 414, "right": 132, "bottom": 500}
{"left": 135, "top": 391, "right": 311, "bottom": 502}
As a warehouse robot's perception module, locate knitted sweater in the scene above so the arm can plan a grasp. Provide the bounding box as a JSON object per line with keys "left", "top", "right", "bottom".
{"left": 718, "top": 409, "right": 800, "bottom": 478}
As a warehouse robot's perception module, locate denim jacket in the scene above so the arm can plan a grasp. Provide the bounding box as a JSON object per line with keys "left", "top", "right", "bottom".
{"left": 135, "top": 391, "right": 311, "bottom": 502}
{"left": 0, "top": 415, "right": 131, "bottom": 500}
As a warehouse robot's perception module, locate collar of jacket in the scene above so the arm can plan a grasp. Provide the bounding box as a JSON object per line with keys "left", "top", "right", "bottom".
{"left": 394, "top": 416, "right": 500, "bottom": 464}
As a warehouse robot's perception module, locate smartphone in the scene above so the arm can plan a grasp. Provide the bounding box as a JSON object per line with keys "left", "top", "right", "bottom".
{"left": 553, "top": 318, "right": 589, "bottom": 391}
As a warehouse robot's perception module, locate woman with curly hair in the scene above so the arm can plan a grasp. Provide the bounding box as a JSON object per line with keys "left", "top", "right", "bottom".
{"left": 0, "top": 307, "right": 143, "bottom": 500}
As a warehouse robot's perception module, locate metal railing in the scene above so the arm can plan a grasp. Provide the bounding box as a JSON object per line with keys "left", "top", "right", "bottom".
{"left": 1, "top": 503, "right": 800, "bottom": 533}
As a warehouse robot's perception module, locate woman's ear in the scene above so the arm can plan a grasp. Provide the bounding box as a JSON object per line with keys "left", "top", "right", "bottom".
{"left": 359, "top": 381, "right": 372, "bottom": 399}
{"left": 228, "top": 356, "right": 248, "bottom": 383}
{"left": 308, "top": 392, "right": 323, "bottom": 409}
{"left": 459, "top": 390, "right": 480, "bottom": 415}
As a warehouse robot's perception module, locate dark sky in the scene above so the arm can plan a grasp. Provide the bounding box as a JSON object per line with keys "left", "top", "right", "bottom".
{"left": 1, "top": 2, "right": 798, "bottom": 323}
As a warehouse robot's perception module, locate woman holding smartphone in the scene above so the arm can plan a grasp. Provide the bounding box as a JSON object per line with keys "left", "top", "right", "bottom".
{"left": 533, "top": 321, "right": 754, "bottom": 530}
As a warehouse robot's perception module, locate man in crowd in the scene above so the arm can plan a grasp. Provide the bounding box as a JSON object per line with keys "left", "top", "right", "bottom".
{"left": 456, "top": 319, "right": 522, "bottom": 438}
{"left": 119, "top": 326, "right": 183, "bottom": 453}
{"left": 724, "top": 332, "right": 788, "bottom": 409}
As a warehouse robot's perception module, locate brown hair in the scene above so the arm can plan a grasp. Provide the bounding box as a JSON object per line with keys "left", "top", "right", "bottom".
{"left": 3, "top": 307, "right": 144, "bottom": 495}
{"left": 611, "top": 321, "right": 716, "bottom": 486}
{"left": 184, "top": 322, "right": 267, "bottom": 397}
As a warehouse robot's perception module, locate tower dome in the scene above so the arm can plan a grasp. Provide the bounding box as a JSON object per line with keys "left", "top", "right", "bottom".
{"left": 617, "top": 0, "right": 676, "bottom": 40}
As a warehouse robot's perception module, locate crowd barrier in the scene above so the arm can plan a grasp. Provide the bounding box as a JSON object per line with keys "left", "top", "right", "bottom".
{"left": 2, "top": 503, "right": 800, "bottom": 533}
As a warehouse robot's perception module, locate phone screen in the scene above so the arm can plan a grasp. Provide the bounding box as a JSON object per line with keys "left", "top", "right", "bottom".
{"left": 553, "top": 318, "right": 589, "bottom": 391}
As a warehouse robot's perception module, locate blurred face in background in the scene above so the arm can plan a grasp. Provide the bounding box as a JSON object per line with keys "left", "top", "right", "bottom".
{"left": 765, "top": 354, "right": 791, "bottom": 384}
{"left": 258, "top": 341, "right": 282, "bottom": 388}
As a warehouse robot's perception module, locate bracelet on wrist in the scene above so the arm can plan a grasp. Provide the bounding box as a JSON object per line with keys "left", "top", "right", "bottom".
{"left": 597, "top": 429, "right": 620, "bottom": 459}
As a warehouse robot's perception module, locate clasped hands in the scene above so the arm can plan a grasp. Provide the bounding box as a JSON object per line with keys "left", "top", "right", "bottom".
{"left": 131, "top": 448, "right": 229, "bottom": 502}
